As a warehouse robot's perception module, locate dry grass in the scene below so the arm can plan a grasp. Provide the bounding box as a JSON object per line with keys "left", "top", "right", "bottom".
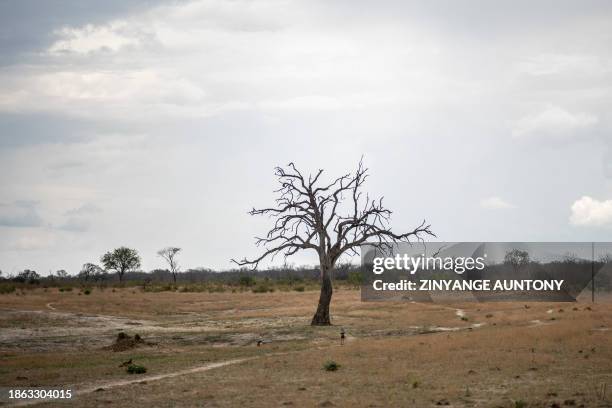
{"left": 1, "top": 288, "right": 611, "bottom": 407}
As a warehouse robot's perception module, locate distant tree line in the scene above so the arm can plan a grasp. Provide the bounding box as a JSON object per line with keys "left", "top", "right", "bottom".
{"left": 0, "top": 245, "right": 362, "bottom": 286}
{"left": 0, "top": 264, "right": 362, "bottom": 286}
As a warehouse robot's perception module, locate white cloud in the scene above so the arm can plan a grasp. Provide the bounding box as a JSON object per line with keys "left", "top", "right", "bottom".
{"left": 480, "top": 197, "right": 516, "bottom": 210}
{"left": 512, "top": 106, "right": 598, "bottom": 139}
{"left": 0, "top": 69, "right": 209, "bottom": 118}
{"left": 570, "top": 196, "right": 612, "bottom": 227}
{"left": 0, "top": 0, "right": 467, "bottom": 120}
{"left": 258, "top": 95, "right": 359, "bottom": 111}
{"left": 0, "top": 0, "right": 610, "bottom": 128}
{"left": 516, "top": 54, "right": 612, "bottom": 77}
{"left": 48, "top": 22, "right": 146, "bottom": 54}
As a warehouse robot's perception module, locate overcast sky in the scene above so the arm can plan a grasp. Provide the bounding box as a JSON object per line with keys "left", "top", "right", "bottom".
{"left": 1, "top": 0, "right": 612, "bottom": 275}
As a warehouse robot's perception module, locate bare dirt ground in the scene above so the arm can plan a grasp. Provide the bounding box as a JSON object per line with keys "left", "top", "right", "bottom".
{"left": 0, "top": 287, "right": 611, "bottom": 407}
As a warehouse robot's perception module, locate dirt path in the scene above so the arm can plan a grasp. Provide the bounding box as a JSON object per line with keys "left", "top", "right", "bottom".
{"left": 4, "top": 303, "right": 482, "bottom": 406}
{"left": 9, "top": 357, "right": 257, "bottom": 407}
{"left": 2, "top": 303, "right": 533, "bottom": 407}
{"left": 8, "top": 343, "right": 350, "bottom": 407}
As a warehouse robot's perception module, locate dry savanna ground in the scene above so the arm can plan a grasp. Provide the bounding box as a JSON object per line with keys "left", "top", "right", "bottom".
{"left": 0, "top": 287, "right": 611, "bottom": 407}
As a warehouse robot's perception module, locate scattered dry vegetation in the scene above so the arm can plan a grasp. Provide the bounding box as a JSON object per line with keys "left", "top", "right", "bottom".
{"left": 0, "top": 287, "right": 610, "bottom": 407}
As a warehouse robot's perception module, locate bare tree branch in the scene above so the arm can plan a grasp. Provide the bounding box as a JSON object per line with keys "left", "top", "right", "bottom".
{"left": 232, "top": 158, "right": 434, "bottom": 325}
{"left": 158, "top": 247, "right": 181, "bottom": 283}
{"left": 233, "top": 158, "right": 434, "bottom": 268}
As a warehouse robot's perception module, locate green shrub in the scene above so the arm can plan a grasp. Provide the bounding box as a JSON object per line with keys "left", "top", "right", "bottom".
{"left": 83, "top": 289, "right": 91, "bottom": 295}
{"left": 238, "top": 275, "right": 255, "bottom": 287}
{"left": 126, "top": 364, "right": 147, "bottom": 374}
{"left": 293, "top": 286, "right": 305, "bottom": 292}
{"left": 0, "top": 284, "right": 16, "bottom": 294}
{"left": 177, "top": 284, "right": 220, "bottom": 293}
{"left": 323, "top": 360, "right": 340, "bottom": 371}
{"left": 252, "top": 285, "right": 271, "bottom": 293}
{"left": 514, "top": 400, "right": 526, "bottom": 408}
{"left": 347, "top": 271, "right": 363, "bottom": 286}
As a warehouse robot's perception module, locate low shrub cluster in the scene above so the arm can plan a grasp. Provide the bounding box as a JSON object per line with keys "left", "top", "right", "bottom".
{"left": 179, "top": 284, "right": 227, "bottom": 293}
{"left": 126, "top": 364, "right": 147, "bottom": 374}
{"left": 0, "top": 283, "right": 16, "bottom": 294}
{"left": 323, "top": 360, "right": 340, "bottom": 371}
{"left": 143, "top": 284, "right": 177, "bottom": 292}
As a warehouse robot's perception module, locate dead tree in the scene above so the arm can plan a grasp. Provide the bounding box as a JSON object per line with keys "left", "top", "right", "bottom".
{"left": 157, "top": 247, "right": 181, "bottom": 283}
{"left": 232, "top": 159, "right": 434, "bottom": 325}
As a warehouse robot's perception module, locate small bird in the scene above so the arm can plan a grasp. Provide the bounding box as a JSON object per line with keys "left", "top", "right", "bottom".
{"left": 119, "top": 358, "right": 133, "bottom": 367}
{"left": 340, "top": 328, "right": 346, "bottom": 345}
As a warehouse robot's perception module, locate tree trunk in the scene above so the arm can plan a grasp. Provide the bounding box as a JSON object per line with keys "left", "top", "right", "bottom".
{"left": 311, "top": 267, "right": 333, "bottom": 326}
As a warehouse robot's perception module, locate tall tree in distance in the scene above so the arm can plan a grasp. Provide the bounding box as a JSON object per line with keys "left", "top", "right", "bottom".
{"left": 157, "top": 247, "right": 181, "bottom": 283}
{"left": 101, "top": 247, "right": 141, "bottom": 282}
{"left": 79, "top": 263, "right": 103, "bottom": 282}
{"left": 504, "top": 249, "right": 530, "bottom": 272}
{"left": 233, "top": 159, "right": 434, "bottom": 326}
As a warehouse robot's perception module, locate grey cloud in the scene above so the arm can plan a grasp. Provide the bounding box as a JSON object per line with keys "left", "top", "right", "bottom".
{"left": 48, "top": 159, "right": 87, "bottom": 172}
{"left": 57, "top": 203, "right": 102, "bottom": 232}
{"left": 0, "top": 0, "right": 179, "bottom": 65}
{"left": 0, "top": 201, "right": 43, "bottom": 227}
{"left": 58, "top": 217, "right": 91, "bottom": 232}
{"left": 1, "top": 0, "right": 612, "bottom": 274}
{"left": 0, "top": 113, "right": 106, "bottom": 149}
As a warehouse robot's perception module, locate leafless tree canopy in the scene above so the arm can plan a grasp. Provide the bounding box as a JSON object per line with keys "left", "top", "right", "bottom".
{"left": 233, "top": 158, "right": 434, "bottom": 325}
{"left": 78, "top": 263, "right": 101, "bottom": 281}
{"left": 232, "top": 159, "right": 434, "bottom": 270}
{"left": 158, "top": 247, "right": 181, "bottom": 283}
